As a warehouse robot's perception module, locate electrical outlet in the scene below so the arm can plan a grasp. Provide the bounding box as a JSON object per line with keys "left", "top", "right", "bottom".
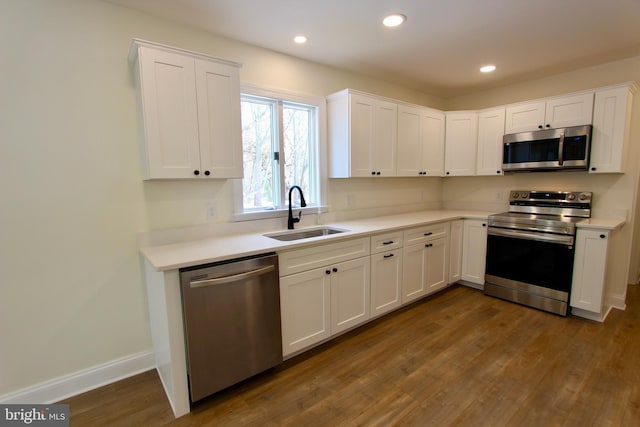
{"left": 346, "top": 194, "right": 355, "bottom": 207}
{"left": 206, "top": 202, "right": 217, "bottom": 220}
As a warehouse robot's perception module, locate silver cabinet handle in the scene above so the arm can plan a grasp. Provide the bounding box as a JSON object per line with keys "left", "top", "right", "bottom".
{"left": 190, "top": 265, "right": 275, "bottom": 288}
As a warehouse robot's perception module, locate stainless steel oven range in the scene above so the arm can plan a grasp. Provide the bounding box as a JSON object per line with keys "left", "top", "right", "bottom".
{"left": 484, "top": 190, "right": 592, "bottom": 316}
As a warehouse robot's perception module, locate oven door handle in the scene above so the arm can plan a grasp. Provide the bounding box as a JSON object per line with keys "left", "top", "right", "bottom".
{"left": 488, "top": 227, "right": 574, "bottom": 246}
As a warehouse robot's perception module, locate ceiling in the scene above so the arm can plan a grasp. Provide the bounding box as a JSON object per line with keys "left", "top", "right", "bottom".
{"left": 106, "top": 0, "right": 640, "bottom": 97}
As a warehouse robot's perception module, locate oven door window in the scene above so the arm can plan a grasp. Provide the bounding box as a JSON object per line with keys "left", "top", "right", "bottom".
{"left": 485, "top": 234, "right": 575, "bottom": 293}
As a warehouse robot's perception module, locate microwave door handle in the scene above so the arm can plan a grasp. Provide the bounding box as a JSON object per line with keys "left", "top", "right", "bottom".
{"left": 558, "top": 130, "right": 565, "bottom": 166}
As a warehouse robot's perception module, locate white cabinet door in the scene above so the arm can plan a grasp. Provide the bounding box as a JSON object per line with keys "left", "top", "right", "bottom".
{"left": 137, "top": 46, "right": 201, "bottom": 179}
{"left": 545, "top": 93, "right": 594, "bottom": 129}
{"left": 570, "top": 229, "right": 609, "bottom": 313}
{"left": 504, "top": 101, "right": 546, "bottom": 134}
{"left": 194, "top": 58, "right": 242, "bottom": 178}
{"left": 476, "top": 108, "right": 505, "bottom": 176}
{"left": 422, "top": 109, "right": 446, "bottom": 176}
{"left": 425, "top": 237, "right": 450, "bottom": 294}
{"left": 330, "top": 257, "right": 371, "bottom": 334}
{"left": 461, "top": 219, "right": 488, "bottom": 286}
{"left": 370, "top": 250, "right": 402, "bottom": 318}
{"left": 590, "top": 85, "right": 634, "bottom": 174}
{"left": 402, "top": 243, "right": 427, "bottom": 303}
{"left": 280, "top": 268, "right": 331, "bottom": 356}
{"left": 373, "top": 99, "right": 398, "bottom": 177}
{"left": 445, "top": 112, "right": 478, "bottom": 176}
{"left": 349, "top": 93, "right": 377, "bottom": 177}
{"left": 449, "top": 220, "right": 463, "bottom": 284}
{"left": 397, "top": 105, "right": 445, "bottom": 177}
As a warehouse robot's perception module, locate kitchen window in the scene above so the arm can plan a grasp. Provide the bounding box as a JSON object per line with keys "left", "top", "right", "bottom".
{"left": 233, "top": 85, "right": 326, "bottom": 220}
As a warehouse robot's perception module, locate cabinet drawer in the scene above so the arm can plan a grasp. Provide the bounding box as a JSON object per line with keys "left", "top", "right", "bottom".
{"left": 279, "top": 237, "right": 370, "bottom": 276}
{"left": 404, "top": 222, "right": 450, "bottom": 246}
{"left": 370, "top": 232, "right": 403, "bottom": 254}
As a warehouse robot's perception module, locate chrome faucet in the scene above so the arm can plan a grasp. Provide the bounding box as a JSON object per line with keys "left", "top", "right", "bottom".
{"left": 287, "top": 185, "right": 307, "bottom": 229}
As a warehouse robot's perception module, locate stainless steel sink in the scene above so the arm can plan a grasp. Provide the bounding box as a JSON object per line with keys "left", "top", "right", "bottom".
{"left": 264, "top": 227, "right": 348, "bottom": 241}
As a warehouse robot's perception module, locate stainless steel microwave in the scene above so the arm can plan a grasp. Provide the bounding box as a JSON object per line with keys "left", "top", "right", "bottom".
{"left": 502, "top": 125, "right": 592, "bottom": 172}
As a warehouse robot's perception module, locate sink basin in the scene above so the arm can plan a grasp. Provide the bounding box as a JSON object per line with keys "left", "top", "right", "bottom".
{"left": 264, "top": 227, "right": 348, "bottom": 241}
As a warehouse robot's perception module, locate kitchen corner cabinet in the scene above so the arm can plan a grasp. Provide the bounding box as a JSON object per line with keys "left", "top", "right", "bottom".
{"left": 130, "top": 39, "right": 243, "bottom": 179}
{"left": 504, "top": 92, "right": 594, "bottom": 134}
{"left": 461, "top": 219, "right": 487, "bottom": 287}
{"left": 476, "top": 108, "right": 505, "bottom": 176}
{"left": 449, "top": 220, "right": 463, "bottom": 283}
{"left": 396, "top": 105, "right": 445, "bottom": 177}
{"left": 402, "top": 223, "right": 450, "bottom": 303}
{"left": 589, "top": 84, "right": 636, "bottom": 173}
{"left": 444, "top": 112, "right": 478, "bottom": 176}
{"left": 570, "top": 229, "right": 609, "bottom": 315}
{"left": 328, "top": 90, "right": 397, "bottom": 177}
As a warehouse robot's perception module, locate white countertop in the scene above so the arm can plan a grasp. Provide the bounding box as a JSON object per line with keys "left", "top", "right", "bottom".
{"left": 140, "top": 209, "right": 625, "bottom": 271}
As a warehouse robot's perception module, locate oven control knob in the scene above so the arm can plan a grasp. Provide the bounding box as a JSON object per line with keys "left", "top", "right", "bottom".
{"left": 567, "top": 193, "right": 576, "bottom": 201}
{"left": 521, "top": 192, "right": 529, "bottom": 199}
{"left": 512, "top": 193, "right": 519, "bottom": 199}
{"left": 579, "top": 193, "right": 589, "bottom": 201}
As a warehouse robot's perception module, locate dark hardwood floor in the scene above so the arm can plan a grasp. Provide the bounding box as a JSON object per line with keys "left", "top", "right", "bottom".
{"left": 62, "top": 285, "right": 640, "bottom": 426}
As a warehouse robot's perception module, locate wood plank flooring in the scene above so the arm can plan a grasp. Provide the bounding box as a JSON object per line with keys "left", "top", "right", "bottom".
{"left": 62, "top": 285, "right": 640, "bottom": 426}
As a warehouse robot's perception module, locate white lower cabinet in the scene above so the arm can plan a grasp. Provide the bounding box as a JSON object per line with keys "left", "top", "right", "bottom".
{"left": 370, "top": 250, "right": 403, "bottom": 318}
{"left": 461, "top": 219, "right": 488, "bottom": 287}
{"left": 278, "top": 237, "right": 371, "bottom": 356}
{"left": 402, "top": 223, "right": 451, "bottom": 303}
{"left": 330, "top": 257, "right": 371, "bottom": 334}
{"left": 570, "top": 229, "right": 610, "bottom": 315}
{"left": 280, "top": 268, "right": 331, "bottom": 356}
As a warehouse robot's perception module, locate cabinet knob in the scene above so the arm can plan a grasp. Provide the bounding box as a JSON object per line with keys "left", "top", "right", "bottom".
{"left": 204, "top": 170, "right": 211, "bottom": 176}
{"left": 538, "top": 125, "right": 543, "bottom": 129}
{"left": 482, "top": 223, "right": 486, "bottom": 227}
{"left": 600, "top": 234, "right": 606, "bottom": 239}
{"left": 591, "top": 167, "right": 597, "bottom": 171}
{"left": 193, "top": 170, "right": 200, "bottom": 176}
{"left": 496, "top": 170, "right": 501, "bottom": 174}
{"left": 546, "top": 124, "right": 551, "bottom": 128}
{"left": 425, "top": 243, "right": 432, "bottom": 248}
{"left": 325, "top": 270, "right": 331, "bottom": 275}
{"left": 446, "top": 171, "right": 450, "bottom": 175}
{"left": 371, "top": 171, "right": 376, "bottom": 176}
{"left": 332, "top": 267, "right": 338, "bottom": 273}
{"left": 376, "top": 171, "right": 381, "bottom": 175}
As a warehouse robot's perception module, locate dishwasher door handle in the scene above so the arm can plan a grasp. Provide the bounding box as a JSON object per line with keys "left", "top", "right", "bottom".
{"left": 190, "top": 265, "right": 275, "bottom": 288}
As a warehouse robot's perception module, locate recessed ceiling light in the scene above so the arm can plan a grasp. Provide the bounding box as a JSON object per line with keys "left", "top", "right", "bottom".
{"left": 480, "top": 65, "right": 497, "bottom": 73}
{"left": 294, "top": 35, "right": 307, "bottom": 44}
{"left": 383, "top": 14, "right": 406, "bottom": 27}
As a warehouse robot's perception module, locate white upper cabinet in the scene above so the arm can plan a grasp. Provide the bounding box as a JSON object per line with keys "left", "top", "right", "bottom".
{"left": 504, "top": 92, "right": 594, "bottom": 134}
{"left": 397, "top": 105, "right": 445, "bottom": 177}
{"left": 444, "top": 112, "right": 478, "bottom": 176}
{"left": 589, "top": 84, "right": 636, "bottom": 174}
{"left": 476, "top": 107, "right": 505, "bottom": 176}
{"left": 130, "top": 40, "right": 242, "bottom": 180}
{"left": 328, "top": 90, "right": 397, "bottom": 177}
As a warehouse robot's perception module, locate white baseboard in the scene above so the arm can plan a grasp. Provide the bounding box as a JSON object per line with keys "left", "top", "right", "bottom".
{"left": 0, "top": 351, "right": 155, "bottom": 404}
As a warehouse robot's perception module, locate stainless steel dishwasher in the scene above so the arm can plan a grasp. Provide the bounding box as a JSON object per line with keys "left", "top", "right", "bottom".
{"left": 179, "top": 252, "right": 282, "bottom": 403}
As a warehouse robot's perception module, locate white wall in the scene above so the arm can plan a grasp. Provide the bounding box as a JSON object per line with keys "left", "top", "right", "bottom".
{"left": 0, "top": 0, "right": 441, "bottom": 398}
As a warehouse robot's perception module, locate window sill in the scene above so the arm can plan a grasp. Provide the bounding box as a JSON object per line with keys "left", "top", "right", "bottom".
{"left": 232, "top": 206, "right": 328, "bottom": 222}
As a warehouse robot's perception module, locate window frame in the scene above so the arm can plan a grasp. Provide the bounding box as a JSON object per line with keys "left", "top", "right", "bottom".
{"left": 233, "top": 84, "right": 327, "bottom": 222}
